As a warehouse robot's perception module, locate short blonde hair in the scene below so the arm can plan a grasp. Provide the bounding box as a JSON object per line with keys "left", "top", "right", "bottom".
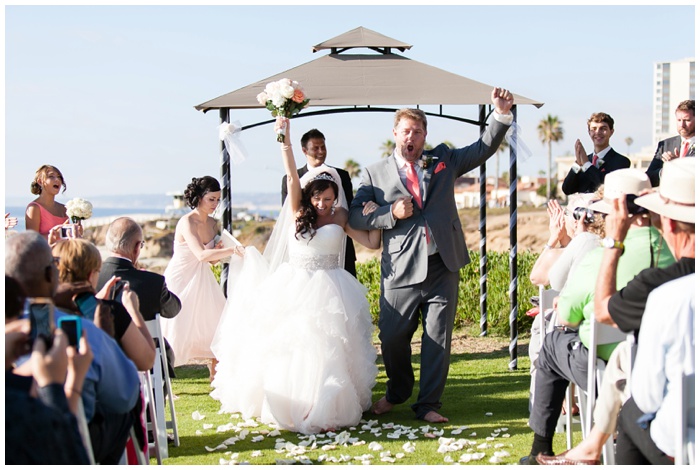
{"left": 52, "top": 239, "right": 102, "bottom": 284}
{"left": 31, "top": 165, "right": 66, "bottom": 195}
{"left": 394, "top": 108, "right": 427, "bottom": 133}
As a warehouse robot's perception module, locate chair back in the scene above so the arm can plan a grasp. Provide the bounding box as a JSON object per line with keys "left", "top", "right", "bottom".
{"left": 677, "top": 371, "right": 695, "bottom": 465}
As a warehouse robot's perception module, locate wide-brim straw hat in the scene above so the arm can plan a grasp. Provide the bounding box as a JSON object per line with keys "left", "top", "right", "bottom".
{"left": 589, "top": 169, "right": 652, "bottom": 214}
{"left": 635, "top": 158, "right": 695, "bottom": 223}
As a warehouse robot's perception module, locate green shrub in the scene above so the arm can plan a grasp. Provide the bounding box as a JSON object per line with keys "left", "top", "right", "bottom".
{"left": 356, "top": 251, "right": 538, "bottom": 337}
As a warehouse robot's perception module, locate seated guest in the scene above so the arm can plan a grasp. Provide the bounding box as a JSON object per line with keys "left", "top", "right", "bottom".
{"left": 52, "top": 238, "right": 155, "bottom": 371}
{"left": 527, "top": 191, "right": 605, "bottom": 411}
{"left": 98, "top": 217, "right": 181, "bottom": 375}
{"left": 6, "top": 231, "right": 140, "bottom": 465}
{"left": 537, "top": 160, "right": 695, "bottom": 464}
{"left": 618, "top": 274, "right": 695, "bottom": 464}
{"left": 519, "top": 169, "right": 675, "bottom": 464}
{"left": 5, "top": 274, "right": 92, "bottom": 464}
{"left": 562, "top": 112, "right": 630, "bottom": 195}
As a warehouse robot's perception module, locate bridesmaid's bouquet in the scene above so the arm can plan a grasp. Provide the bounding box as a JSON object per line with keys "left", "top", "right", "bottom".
{"left": 65, "top": 198, "right": 93, "bottom": 224}
{"left": 256, "top": 78, "right": 310, "bottom": 142}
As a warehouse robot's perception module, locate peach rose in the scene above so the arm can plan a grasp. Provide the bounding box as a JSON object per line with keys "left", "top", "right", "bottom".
{"left": 292, "top": 89, "right": 305, "bottom": 103}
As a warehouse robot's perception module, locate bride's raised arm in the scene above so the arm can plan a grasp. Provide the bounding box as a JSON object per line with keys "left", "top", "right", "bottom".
{"left": 276, "top": 117, "right": 301, "bottom": 214}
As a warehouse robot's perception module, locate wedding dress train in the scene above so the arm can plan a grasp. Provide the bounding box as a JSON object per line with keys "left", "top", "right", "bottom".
{"left": 211, "top": 223, "right": 377, "bottom": 434}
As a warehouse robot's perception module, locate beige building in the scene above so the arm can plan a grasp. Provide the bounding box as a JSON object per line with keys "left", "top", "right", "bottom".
{"left": 653, "top": 58, "right": 695, "bottom": 144}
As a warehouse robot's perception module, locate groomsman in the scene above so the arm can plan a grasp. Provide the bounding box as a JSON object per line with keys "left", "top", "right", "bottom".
{"left": 349, "top": 87, "right": 514, "bottom": 423}
{"left": 646, "top": 100, "right": 695, "bottom": 186}
{"left": 562, "top": 112, "right": 631, "bottom": 195}
{"left": 281, "top": 128, "right": 357, "bottom": 276}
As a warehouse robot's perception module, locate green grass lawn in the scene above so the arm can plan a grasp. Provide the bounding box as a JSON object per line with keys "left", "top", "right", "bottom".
{"left": 155, "top": 333, "right": 580, "bottom": 465}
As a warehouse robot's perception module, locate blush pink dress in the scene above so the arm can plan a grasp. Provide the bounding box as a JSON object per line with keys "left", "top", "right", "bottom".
{"left": 26, "top": 201, "right": 68, "bottom": 236}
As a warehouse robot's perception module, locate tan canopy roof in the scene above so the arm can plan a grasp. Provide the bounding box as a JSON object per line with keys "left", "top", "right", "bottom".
{"left": 195, "top": 27, "right": 543, "bottom": 113}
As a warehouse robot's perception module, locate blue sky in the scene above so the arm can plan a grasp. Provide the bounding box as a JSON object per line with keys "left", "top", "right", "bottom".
{"left": 4, "top": 4, "right": 696, "bottom": 205}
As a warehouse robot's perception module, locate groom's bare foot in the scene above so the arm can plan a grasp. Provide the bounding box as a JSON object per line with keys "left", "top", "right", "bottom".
{"left": 371, "top": 397, "right": 394, "bottom": 415}
{"left": 422, "top": 411, "right": 449, "bottom": 423}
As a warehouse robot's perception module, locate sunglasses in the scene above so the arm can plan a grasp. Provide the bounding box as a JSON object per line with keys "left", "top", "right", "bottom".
{"left": 565, "top": 207, "right": 596, "bottom": 223}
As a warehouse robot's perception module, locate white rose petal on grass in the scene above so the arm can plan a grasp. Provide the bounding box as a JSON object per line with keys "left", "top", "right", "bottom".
{"left": 203, "top": 423, "right": 214, "bottom": 430}
{"left": 396, "top": 452, "right": 405, "bottom": 459}
{"left": 368, "top": 442, "right": 383, "bottom": 451}
{"left": 494, "top": 450, "right": 511, "bottom": 458}
{"left": 470, "top": 452, "right": 486, "bottom": 460}
{"left": 219, "top": 458, "right": 229, "bottom": 465}
{"left": 444, "top": 455, "right": 454, "bottom": 463}
{"left": 251, "top": 450, "right": 262, "bottom": 458}
{"left": 402, "top": 442, "right": 416, "bottom": 453}
{"left": 195, "top": 430, "right": 203, "bottom": 436}
{"left": 485, "top": 412, "right": 493, "bottom": 416}
{"left": 494, "top": 443, "right": 505, "bottom": 448}
{"left": 469, "top": 432, "right": 477, "bottom": 437}
{"left": 502, "top": 433, "right": 511, "bottom": 438}
{"left": 450, "top": 428, "right": 463, "bottom": 435}
{"left": 489, "top": 455, "right": 504, "bottom": 464}
{"left": 268, "top": 429, "right": 281, "bottom": 437}
{"left": 477, "top": 442, "right": 491, "bottom": 449}
{"left": 381, "top": 456, "right": 396, "bottom": 463}
{"left": 191, "top": 411, "right": 205, "bottom": 420}
{"left": 251, "top": 435, "right": 264, "bottom": 443}
{"left": 205, "top": 444, "right": 227, "bottom": 452}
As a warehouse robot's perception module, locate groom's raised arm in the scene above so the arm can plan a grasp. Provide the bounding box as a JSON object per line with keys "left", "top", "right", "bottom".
{"left": 349, "top": 168, "right": 396, "bottom": 231}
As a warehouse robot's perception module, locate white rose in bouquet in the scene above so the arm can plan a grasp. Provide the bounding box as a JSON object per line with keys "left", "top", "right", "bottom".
{"left": 280, "top": 84, "right": 295, "bottom": 99}
{"left": 256, "top": 92, "right": 269, "bottom": 106}
{"left": 65, "top": 198, "right": 93, "bottom": 223}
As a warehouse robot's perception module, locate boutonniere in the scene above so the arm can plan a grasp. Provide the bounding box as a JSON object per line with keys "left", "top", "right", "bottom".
{"left": 420, "top": 155, "right": 436, "bottom": 170}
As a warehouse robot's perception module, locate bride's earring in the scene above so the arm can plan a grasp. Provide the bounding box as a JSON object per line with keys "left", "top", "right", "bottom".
{"left": 331, "top": 206, "right": 335, "bottom": 216}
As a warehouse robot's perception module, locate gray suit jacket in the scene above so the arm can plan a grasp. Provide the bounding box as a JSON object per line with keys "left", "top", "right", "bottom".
{"left": 646, "top": 135, "right": 695, "bottom": 187}
{"left": 349, "top": 113, "right": 510, "bottom": 288}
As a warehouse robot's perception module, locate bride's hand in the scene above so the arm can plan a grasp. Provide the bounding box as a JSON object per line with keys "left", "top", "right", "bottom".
{"left": 234, "top": 246, "right": 246, "bottom": 257}
{"left": 362, "top": 201, "right": 379, "bottom": 216}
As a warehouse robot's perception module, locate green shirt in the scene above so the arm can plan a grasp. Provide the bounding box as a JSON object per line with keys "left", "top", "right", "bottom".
{"left": 557, "top": 226, "right": 674, "bottom": 361}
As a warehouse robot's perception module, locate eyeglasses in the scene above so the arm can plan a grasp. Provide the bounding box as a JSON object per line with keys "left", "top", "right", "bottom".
{"left": 137, "top": 240, "right": 145, "bottom": 249}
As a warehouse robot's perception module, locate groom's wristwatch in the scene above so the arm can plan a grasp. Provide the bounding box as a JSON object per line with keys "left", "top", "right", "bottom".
{"left": 601, "top": 237, "right": 625, "bottom": 254}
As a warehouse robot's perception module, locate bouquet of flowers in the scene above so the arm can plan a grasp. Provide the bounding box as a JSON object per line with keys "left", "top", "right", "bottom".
{"left": 65, "top": 198, "right": 93, "bottom": 224}
{"left": 256, "top": 78, "right": 310, "bottom": 142}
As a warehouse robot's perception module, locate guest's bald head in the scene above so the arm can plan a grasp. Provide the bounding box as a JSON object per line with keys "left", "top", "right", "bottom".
{"left": 105, "top": 217, "right": 143, "bottom": 260}
{"left": 5, "top": 231, "right": 56, "bottom": 297}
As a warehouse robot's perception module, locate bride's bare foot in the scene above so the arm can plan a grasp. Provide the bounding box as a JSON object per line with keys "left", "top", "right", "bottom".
{"left": 371, "top": 397, "right": 393, "bottom": 415}
{"left": 209, "top": 358, "right": 218, "bottom": 384}
{"left": 422, "top": 411, "right": 449, "bottom": 423}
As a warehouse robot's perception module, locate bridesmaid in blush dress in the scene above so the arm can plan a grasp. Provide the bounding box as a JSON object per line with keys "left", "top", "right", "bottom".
{"left": 25, "top": 165, "right": 70, "bottom": 239}
{"left": 160, "top": 176, "right": 243, "bottom": 381}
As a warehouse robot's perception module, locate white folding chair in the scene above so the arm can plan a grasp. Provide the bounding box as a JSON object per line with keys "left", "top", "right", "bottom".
{"left": 141, "top": 370, "right": 163, "bottom": 464}
{"left": 676, "top": 371, "right": 695, "bottom": 465}
{"left": 575, "top": 315, "right": 627, "bottom": 465}
{"left": 76, "top": 397, "right": 96, "bottom": 465}
{"left": 145, "top": 314, "right": 180, "bottom": 459}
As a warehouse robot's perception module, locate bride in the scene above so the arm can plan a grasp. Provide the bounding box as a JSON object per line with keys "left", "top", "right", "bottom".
{"left": 211, "top": 118, "right": 380, "bottom": 434}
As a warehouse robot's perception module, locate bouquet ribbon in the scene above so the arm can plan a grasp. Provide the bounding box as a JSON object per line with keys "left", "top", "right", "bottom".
{"left": 218, "top": 121, "right": 249, "bottom": 165}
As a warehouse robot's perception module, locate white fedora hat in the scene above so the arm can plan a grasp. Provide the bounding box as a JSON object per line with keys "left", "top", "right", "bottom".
{"left": 635, "top": 158, "right": 695, "bottom": 223}
{"left": 589, "top": 169, "right": 652, "bottom": 214}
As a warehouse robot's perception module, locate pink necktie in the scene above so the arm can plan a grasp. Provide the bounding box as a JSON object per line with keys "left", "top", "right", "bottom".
{"left": 406, "top": 162, "right": 430, "bottom": 244}
{"left": 406, "top": 162, "right": 422, "bottom": 208}
{"left": 592, "top": 154, "right": 599, "bottom": 167}
{"left": 681, "top": 141, "right": 689, "bottom": 158}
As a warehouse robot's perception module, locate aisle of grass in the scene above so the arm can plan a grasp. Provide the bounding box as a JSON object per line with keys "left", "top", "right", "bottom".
{"left": 156, "top": 334, "right": 580, "bottom": 465}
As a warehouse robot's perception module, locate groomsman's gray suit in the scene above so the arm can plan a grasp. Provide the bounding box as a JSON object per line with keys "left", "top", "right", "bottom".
{"left": 349, "top": 112, "right": 511, "bottom": 419}
{"left": 645, "top": 135, "right": 695, "bottom": 187}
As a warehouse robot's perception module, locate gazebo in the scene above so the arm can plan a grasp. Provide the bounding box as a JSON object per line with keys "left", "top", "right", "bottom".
{"left": 195, "top": 26, "right": 543, "bottom": 369}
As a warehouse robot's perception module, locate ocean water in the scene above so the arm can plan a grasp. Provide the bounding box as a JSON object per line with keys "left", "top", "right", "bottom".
{"left": 5, "top": 205, "right": 278, "bottom": 232}
{"left": 5, "top": 206, "right": 165, "bottom": 232}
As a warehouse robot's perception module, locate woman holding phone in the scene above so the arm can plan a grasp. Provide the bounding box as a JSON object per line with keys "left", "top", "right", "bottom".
{"left": 51, "top": 239, "right": 155, "bottom": 371}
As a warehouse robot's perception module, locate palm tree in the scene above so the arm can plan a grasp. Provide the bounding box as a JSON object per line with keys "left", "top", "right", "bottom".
{"left": 624, "top": 136, "right": 633, "bottom": 156}
{"left": 537, "top": 115, "right": 564, "bottom": 199}
{"left": 379, "top": 139, "right": 395, "bottom": 158}
{"left": 344, "top": 159, "right": 361, "bottom": 179}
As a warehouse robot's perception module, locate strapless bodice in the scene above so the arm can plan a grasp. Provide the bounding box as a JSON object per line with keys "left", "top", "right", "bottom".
{"left": 288, "top": 224, "right": 344, "bottom": 271}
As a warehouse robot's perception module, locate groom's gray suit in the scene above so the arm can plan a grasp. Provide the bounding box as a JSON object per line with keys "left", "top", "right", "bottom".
{"left": 349, "top": 112, "right": 511, "bottom": 418}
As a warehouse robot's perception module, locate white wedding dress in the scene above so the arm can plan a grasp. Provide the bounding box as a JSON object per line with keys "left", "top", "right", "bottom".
{"left": 210, "top": 223, "right": 377, "bottom": 434}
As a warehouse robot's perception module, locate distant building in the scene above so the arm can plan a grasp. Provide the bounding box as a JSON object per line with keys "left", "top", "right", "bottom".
{"left": 454, "top": 175, "right": 547, "bottom": 208}
{"left": 653, "top": 57, "right": 695, "bottom": 144}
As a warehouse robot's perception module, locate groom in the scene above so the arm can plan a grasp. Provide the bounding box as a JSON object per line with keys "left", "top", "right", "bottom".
{"left": 349, "top": 87, "right": 514, "bottom": 422}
